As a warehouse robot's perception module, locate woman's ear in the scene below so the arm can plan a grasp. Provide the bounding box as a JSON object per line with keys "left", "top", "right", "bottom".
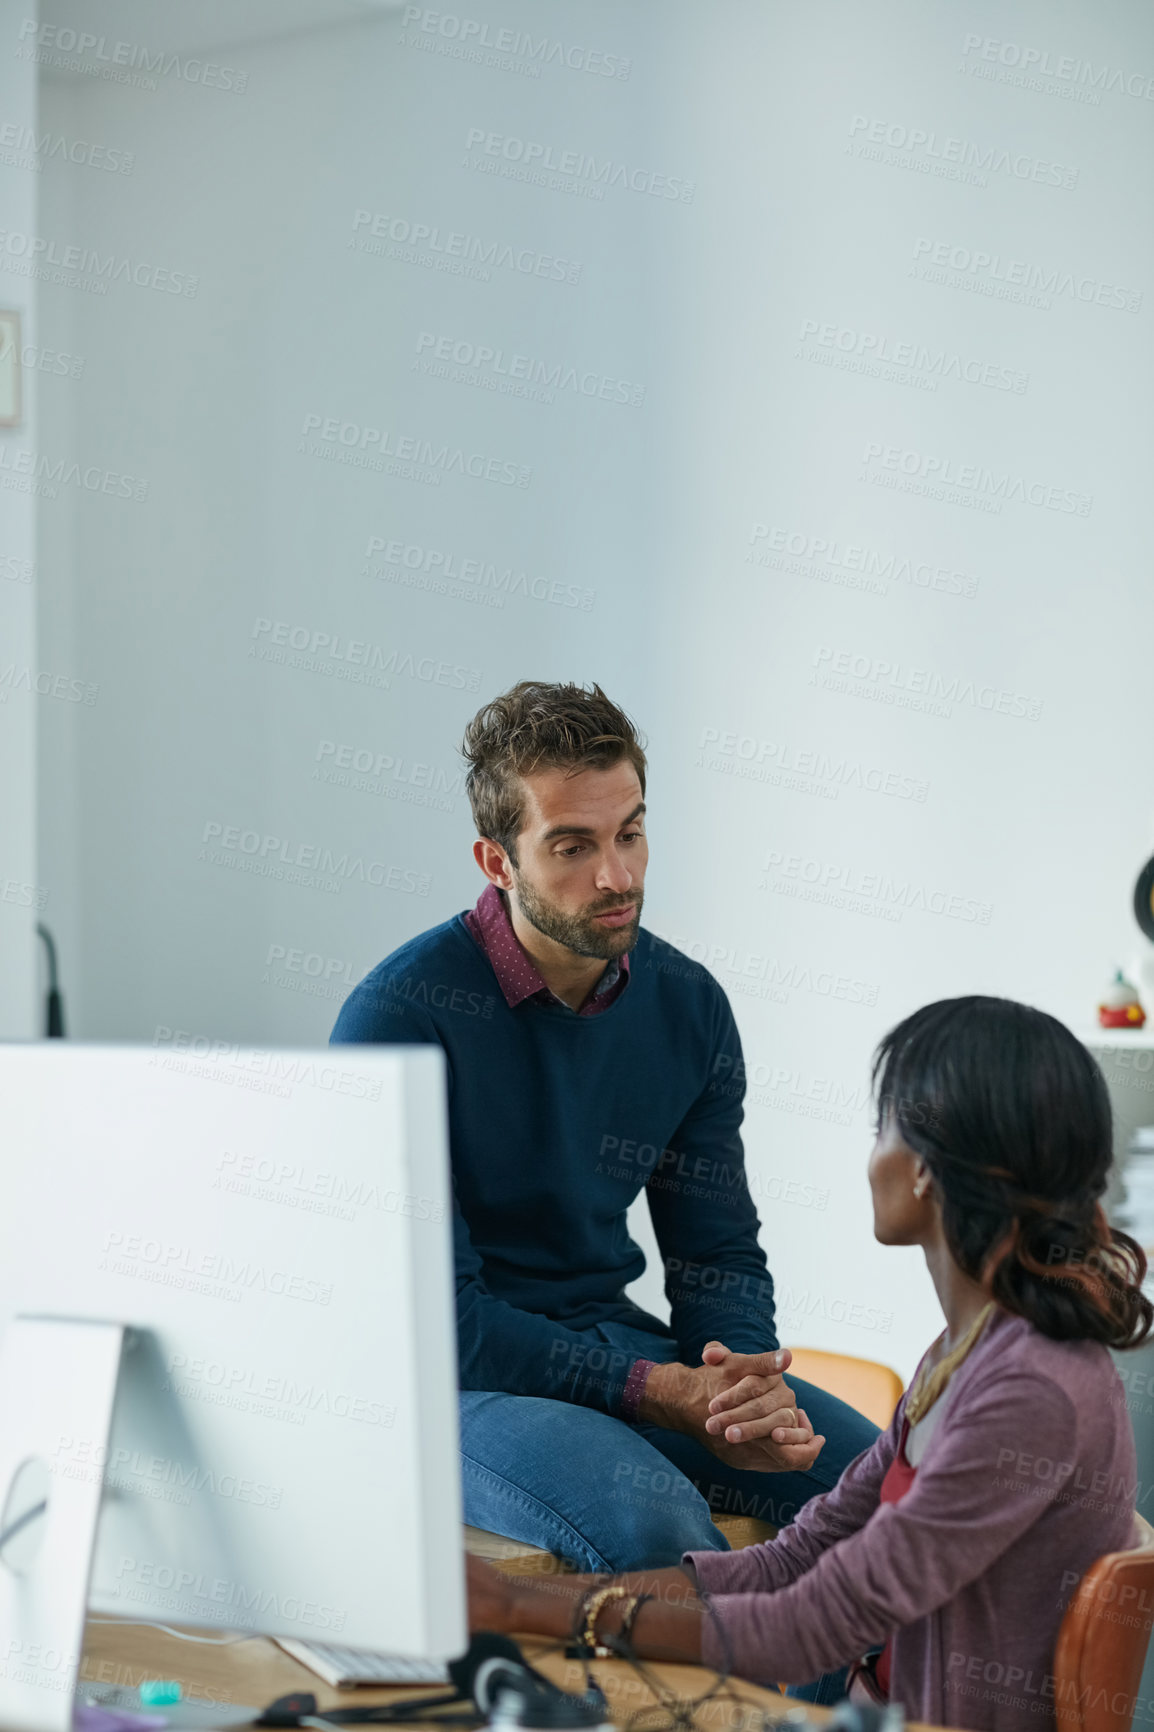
{"left": 912, "top": 1161, "right": 931, "bottom": 1200}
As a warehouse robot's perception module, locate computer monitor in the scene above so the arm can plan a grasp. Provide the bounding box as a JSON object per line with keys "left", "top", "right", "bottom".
{"left": 0, "top": 1040, "right": 464, "bottom": 1730}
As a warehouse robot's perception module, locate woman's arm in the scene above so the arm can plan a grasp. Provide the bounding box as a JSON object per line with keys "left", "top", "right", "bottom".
{"left": 686, "top": 1403, "right": 901, "bottom": 1600}
{"left": 694, "top": 1370, "right": 1080, "bottom": 1686}
{"left": 470, "top": 1367, "right": 1082, "bottom": 1688}
{"left": 467, "top": 1557, "right": 706, "bottom": 1664}
{"left": 466, "top": 1407, "right": 902, "bottom": 1662}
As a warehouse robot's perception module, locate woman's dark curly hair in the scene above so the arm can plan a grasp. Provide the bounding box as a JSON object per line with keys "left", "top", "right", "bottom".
{"left": 873, "top": 995, "right": 1153, "bottom": 1349}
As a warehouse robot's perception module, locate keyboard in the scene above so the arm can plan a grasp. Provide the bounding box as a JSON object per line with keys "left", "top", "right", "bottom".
{"left": 277, "top": 1638, "right": 451, "bottom": 1689}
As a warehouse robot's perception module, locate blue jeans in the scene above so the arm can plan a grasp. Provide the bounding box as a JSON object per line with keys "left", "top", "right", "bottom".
{"left": 460, "top": 1317, "right": 879, "bottom": 1575}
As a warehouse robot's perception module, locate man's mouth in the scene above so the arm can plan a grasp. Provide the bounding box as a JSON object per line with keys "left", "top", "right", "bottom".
{"left": 591, "top": 904, "right": 637, "bottom": 926}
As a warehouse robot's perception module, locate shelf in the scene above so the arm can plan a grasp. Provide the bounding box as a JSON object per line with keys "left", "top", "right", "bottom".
{"left": 1077, "top": 1028, "right": 1154, "bottom": 1051}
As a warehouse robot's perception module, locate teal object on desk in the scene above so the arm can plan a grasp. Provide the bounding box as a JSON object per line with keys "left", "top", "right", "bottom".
{"left": 139, "top": 1682, "right": 182, "bottom": 1707}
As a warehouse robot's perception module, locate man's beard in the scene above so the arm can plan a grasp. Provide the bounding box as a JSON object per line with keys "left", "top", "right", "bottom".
{"left": 510, "top": 875, "right": 643, "bottom": 960}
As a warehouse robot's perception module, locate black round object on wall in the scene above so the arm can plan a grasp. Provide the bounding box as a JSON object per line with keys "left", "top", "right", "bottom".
{"left": 1135, "top": 856, "right": 1154, "bottom": 942}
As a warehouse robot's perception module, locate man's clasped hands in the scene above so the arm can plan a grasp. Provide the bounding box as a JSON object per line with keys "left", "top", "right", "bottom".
{"left": 636, "top": 1342, "right": 827, "bottom": 1473}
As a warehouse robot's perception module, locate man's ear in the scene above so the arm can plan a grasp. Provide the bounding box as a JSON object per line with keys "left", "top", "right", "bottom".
{"left": 474, "top": 836, "right": 514, "bottom": 890}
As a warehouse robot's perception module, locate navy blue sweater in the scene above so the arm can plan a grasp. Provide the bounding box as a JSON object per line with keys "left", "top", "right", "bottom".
{"left": 330, "top": 915, "right": 775, "bottom": 1414}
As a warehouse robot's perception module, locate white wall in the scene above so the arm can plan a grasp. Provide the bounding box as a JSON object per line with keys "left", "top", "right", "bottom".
{"left": 35, "top": 0, "right": 1154, "bottom": 1379}
{"left": 632, "top": 0, "right": 1154, "bottom": 1370}
{"left": 0, "top": 0, "right": 41, "bottom": 1036}
{"left": 34, "top": 0, "right": 652, "bottom": 1036}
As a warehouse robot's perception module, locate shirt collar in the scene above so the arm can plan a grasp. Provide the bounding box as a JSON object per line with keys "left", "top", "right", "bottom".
{"left": 467, "top": 882, "right": 631, "bottom": 1011}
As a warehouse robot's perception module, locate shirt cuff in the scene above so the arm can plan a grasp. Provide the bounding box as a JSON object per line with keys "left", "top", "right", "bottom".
{"left": 681, "top": 1555, "right": 737, "bottom": 1681}
{"left": 697, "top": 1603, "right": 732, "bottom": 1680}
{"left": 619, "top": 1357, "right": 658, "bottom": 1422}
{"left": 682, "top": 1548, "right": 737, "bottom": 1593}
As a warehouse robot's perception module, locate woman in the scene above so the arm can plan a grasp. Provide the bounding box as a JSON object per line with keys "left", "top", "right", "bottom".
{"left": 466, "top": 997, "right": 1152, "bottom": 1730}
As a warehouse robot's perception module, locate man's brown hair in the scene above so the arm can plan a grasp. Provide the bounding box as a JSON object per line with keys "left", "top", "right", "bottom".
{"left": 461, "top": 681, "right": 647, "bottom": 862}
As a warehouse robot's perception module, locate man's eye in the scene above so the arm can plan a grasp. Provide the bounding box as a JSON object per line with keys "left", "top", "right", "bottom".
{"left": 621, "top": 830, "right": 643, "bottom": 843}
{"left": 558, "top": 844, "right": 585, "bottom": 858}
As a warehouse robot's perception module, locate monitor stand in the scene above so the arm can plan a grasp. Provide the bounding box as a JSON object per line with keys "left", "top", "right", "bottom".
{"left": 0, "top": 1317, "right": 127, "bottom": 1732}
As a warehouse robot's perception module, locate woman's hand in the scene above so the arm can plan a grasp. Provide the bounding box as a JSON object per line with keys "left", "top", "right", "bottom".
{"left": 466, "top": 1553, "right": 516, "bottom": 1632}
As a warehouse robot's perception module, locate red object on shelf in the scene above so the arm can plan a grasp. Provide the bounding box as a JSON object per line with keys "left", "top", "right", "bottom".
{"left": 1099, "top": 1003, "right": 1147, "bottom": 1028}
{"left": 1098, "top": 969, "right": 1147, "bottom": 1028}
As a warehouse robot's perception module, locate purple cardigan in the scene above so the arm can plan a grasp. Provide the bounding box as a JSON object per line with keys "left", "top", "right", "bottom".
{"left": 686, "top": 1308, "right": 1138, "bottom": 1730}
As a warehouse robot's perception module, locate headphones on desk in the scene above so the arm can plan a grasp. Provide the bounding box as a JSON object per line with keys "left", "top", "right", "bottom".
{"left": 257, "top": 1633, "right": 611, "bottom": 1730}
{"left": 258, "top": 1634, "right": 900, "bottom": 1732}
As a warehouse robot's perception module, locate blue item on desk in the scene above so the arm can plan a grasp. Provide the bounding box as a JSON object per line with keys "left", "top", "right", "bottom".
{"left": 139, "top": 1684, "right": 182, "bottom": 1708}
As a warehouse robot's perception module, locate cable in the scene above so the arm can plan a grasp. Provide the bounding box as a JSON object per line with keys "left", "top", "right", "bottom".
{"left": 7, "top": 1530, "right": 783, "bottom": 1730}
{"left": 591, "top": 1583, "right": 793, "bottom": 1732}
{"left": 36, "top": 923, "right": 66, "bottom": 1036}
{"left": 85, "top": 1620, "right": 254, "bottom": 1646}
{"left": 256, "top": 1620, "right": 793, "bottom": 1732}
{"left": 0, "top": 1504, "right": 251, "bottom": 1651}
{"left": 0, "top": 1498, "right": 47, "bottom": 1552}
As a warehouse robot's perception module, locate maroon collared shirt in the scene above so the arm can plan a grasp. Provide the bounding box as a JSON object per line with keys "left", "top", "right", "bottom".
{"left": 463, "top": 882, "right": 631, "bottom": 1016}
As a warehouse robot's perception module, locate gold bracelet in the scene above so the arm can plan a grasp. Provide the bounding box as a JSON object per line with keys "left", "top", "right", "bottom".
{"left": 581, "top": 1585, "right": 630, "bottom": 1659}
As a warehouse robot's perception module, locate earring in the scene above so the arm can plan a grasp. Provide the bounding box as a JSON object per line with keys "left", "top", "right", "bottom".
{"left": 913, "top": 1178, "right": 926, "bottom": 1199}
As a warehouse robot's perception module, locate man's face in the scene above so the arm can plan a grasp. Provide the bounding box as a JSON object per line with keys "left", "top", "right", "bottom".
{"left": 506, "top": 760, "right": 647, "bottom": 960}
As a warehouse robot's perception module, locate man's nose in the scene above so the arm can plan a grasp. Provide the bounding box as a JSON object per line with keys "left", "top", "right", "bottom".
{"left": 595, "top": 852, "right": 636, "bottom": 893}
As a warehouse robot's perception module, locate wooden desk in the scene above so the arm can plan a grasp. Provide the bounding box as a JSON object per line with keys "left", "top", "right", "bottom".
{"left": 79, "top": 1619, "right": 813, "bottom": 1730}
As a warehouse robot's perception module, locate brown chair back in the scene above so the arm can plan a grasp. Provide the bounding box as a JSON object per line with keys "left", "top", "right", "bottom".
{"left": 785, "top": 1347, "right": 904, "bottom": 1431}
{"left": 1054, "top": 1513, "right": 1154, "bottom": 1732}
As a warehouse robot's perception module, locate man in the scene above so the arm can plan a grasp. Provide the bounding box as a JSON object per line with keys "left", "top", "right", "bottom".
{"left": 332, "top": 681, "right": 878, "bottom": 1569}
